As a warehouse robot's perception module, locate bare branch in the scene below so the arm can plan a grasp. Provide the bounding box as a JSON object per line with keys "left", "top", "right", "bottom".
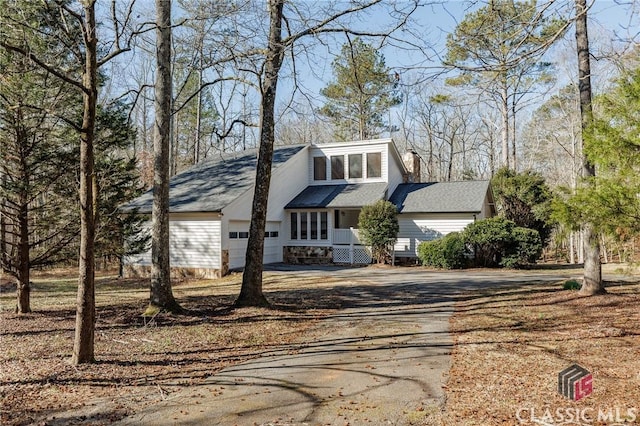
{"left": 172, "top": 76, "right": 256, "bottom": 115}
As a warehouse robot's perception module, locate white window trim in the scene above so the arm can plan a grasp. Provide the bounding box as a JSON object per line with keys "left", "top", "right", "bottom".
{"left": 288, "top": 210, "right": 330, "bottom": 244}
{"left": 314, "top": 151, "right": 385, "bottom": 184}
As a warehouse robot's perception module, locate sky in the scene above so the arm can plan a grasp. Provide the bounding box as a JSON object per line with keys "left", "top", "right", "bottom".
{"left": 276, "top": 0, "right": 639, "bottom": 115}
{"left": 102, "top": 0, "right": 640, "bottom": 149}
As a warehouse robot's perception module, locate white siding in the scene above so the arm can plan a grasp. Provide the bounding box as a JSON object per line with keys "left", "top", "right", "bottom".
{"left": 387, "top": 144, "right": 406, "bottom": 197}
{"left": 125, "top": 214, "right": 222, "bottom": 269}
{"left": 394, "top": 213, "right": 475, "bottom": 257}
{"left": 222, "top": 146, "right": 309, "bottom": 223}
{"left": 228, "top": 221, "right": 282, "bottom": 269}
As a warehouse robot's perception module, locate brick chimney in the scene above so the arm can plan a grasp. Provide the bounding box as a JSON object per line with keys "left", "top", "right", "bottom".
{"left": 402, "top": 150, "right": 421, "bottom": 183}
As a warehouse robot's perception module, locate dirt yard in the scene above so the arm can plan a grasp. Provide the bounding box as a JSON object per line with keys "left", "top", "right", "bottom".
{"left": 2, "top": 265, "right": 639, "bottom": 426}
{"left": 0, "top": 270, "right": 341, "bottom": 425}
{"left": 442, "top": 266, "right": 640, "bottom": 425}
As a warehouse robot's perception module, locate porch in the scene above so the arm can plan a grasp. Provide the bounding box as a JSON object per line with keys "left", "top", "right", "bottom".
{"left": 331, "top": 227, "right": 372, "bottom": 265}
{"left": 284, "top": 208, "right": 372, "bottom": 265}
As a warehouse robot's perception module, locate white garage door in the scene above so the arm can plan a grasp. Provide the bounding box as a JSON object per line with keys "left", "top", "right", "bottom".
{"left": 228, "top": 221, "right": 282, "bottom": 269}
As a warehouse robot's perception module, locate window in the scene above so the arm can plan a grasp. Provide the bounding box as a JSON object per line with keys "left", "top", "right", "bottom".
{"left": 290, "top": 212, "right": 298, "bottom": 240}
{"left": 331, "top": 155, "right": 344, "bottom": 180}
{"left": 290, "top": 211, "right": 328, "bottom": 241}
{"left": 313, "top": 156, "right": 326, "bottom": 181}
{"left": 348, "top": 154, "right": 362, "bottom": 179}
{"left": 320, "top": 212, "right": 328, "bottom": 239}
{"left": 229, "top": 232, "right": 238, "bottom": 239}
{"left": 300, "top": 212, "right": 308, "bottom": 239}
{"left": 270, "top": 231, "right": 279, "bottom": 238}
{"left": 310, "top": 212, "right": 318, "bottom": 239}
{"left": 238, "top": 232, "right": 249, "bottom": 239}
{"left": 367, "top": 152, "right": 382, "bottom": 178}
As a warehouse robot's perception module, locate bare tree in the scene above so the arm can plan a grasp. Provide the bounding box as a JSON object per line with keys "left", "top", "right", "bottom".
{"left": 150, "top": 0, "right": 182, "bottom": 313}
{"left": 236, "top": 1, "right": 419, "bottom": 306}
{"left": 236, "top": 0, "right": 286, "bottom": 307}
{"left": 575, "top": 0, "right": 603, "bottom": 295}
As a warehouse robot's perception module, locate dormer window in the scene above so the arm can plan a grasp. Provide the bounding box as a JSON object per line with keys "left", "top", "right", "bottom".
{"left": 313, "top": 156, "right": 326, "bottom": 180}
{"left": 348, "top": 154, "right": 362, "bottom": 179}
{"left": 367, "top": 152, "right": 382, "bottom": 178}
{"left": 331, "top": 155, "right": 344, "bottom": 179}
{"left": 316, "top": 150, "right": 383, "bottom": 182}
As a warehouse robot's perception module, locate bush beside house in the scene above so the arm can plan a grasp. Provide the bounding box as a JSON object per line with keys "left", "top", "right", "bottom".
{"left": 417, "top": 232, "right": 467, "bottom": 269}
{"left": 502, "top": 226, "right": 542, "bottom": 268}
{"left": 418, "top": 216, "right": 542, "bottom": 269}
{"left": 417, "top": 169, "right": 554, "bottom": 270}
{"left": 358, "top": 200, "right": 399, "bottom": 264}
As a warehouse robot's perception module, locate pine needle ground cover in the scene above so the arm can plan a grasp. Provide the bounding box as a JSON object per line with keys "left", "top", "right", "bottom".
{"left": 0, "top": 270, "right": 340, "bottom": 425}
{"left": 443, "top": 267, "right": 640, "bottom": 426}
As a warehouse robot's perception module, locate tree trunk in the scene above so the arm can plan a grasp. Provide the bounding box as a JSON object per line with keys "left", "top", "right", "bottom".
{"left": 359, "top": 105, "right": 366, "bottom": 140}
{"left": 0, "top": 169, "right": 7, "bottom": 278}
{"left": 171, "top": 110, "right": 178, "bottom": 176}
{"left": 600, "top": 235, "right": 608, "bottom": 263}
{"left": 511, "top": 99, "right": 517, "bottom": 172}
{"left": 500, "top": 76, "right": 510, "bottom": 169}
{"left": 16, "top": 198, "right": 30, "bottom": 314}
{"left": 489, "top": 137, "right": 495, "bottom": 177}
{"left": 72, "top": 1, "right": 98, "bottom": 365}
{"left": 13, "top": 108, "right": 31, "bottom": 314}
{"left": 0, "top": 204, "right": 6, "bottom": 275}
{"left": 569, "top": 231, "right": 575, "bottom": 264}
{"left": 236, "top": 0, "right": 285, "bottom": 308}
{"left": 578, "top": 231, "right": 584, "bottom": 264}
{"left": 447, "top": 138, "right": 454, "bottom": 181}
{"left": 575, "top": 0, "right": 604, "bottom": 295}
{"left": 194, "top": 50, "right": 203, "bottom": 165}
{"left": 427, "top": 132, "right": 434, "bottom": 181}
{"left": 150, "top": 0, "right": 181, "bottom": 314}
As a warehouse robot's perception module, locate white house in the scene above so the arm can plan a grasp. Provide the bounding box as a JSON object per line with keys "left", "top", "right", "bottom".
{"left": 122, "top": 139, "right": 495, "bottom": 278}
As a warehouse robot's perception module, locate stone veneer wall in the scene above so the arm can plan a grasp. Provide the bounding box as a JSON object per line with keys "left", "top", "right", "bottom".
{"left": 284, "top": 246, "right": 333, "bottom": 264}
{"left": 124, "top": 265, "right": 224, "bottom": 279}
{"left": 125, "top": 251, "right": 229, "bottom": 279}
{"left": 220, "top": 250, "right": 229, "bottom": 276}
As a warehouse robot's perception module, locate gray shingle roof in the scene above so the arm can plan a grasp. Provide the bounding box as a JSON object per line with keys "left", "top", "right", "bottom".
{"left": 389, "top": 181, "right": 492, "bottom": 213}
{"left": 121, "top": 145, "right": 306, "bottom": 213}
{"left": 285, "top": 183, "right": 388, "bottom": 209}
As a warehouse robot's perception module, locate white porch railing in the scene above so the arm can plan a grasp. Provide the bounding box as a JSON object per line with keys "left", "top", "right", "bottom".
{"left": 332, "top": 227, "right": 362, "bottom": 245}
{"left": 332, "top": 227, "right": 371, "bottom": 264}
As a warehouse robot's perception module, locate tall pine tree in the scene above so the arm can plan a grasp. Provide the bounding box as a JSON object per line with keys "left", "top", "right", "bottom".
{"left": 444, "top": 0, "right": 566, "bottom": 170}
{"left": 320, "top": 38, "right": 401, "bottom": 141}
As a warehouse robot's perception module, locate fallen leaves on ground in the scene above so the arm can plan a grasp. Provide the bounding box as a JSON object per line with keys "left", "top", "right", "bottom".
{"left": 0, "top": 271, "right": 340, "bottom": 426}
{"left": 443, "top": 279, "right": 640, "bottom": 426}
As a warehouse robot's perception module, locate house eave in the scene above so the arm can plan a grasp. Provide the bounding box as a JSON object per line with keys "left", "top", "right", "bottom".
{"left": 398, "top": 210, "right": 482, "bottom": 215}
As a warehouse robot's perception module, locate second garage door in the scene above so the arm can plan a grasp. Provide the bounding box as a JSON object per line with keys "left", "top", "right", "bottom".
{"left": 228, "top": 221, "right": 282, "bottom": 270}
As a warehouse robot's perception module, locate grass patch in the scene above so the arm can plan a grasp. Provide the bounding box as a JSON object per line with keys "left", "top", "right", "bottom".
{"left": 443, "top": 279, "right": 640, "bottom": 425}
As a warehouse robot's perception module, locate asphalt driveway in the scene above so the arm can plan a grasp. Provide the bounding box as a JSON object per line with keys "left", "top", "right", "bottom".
{"left": 117, "top": 265, "right": 579, "bottom": 426}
